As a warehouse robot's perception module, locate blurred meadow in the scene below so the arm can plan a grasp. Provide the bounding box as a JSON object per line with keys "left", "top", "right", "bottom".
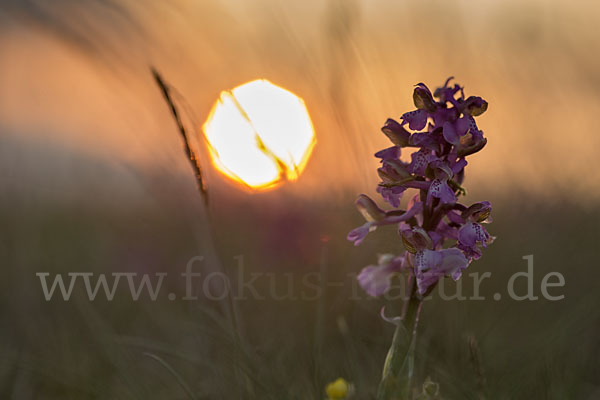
{"left": 1, "top": 0, "right": 600, "bottom": 398}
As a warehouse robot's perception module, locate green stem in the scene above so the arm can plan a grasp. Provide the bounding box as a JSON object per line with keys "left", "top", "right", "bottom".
{"left": 377, "top": 275, "right": 423, "bottom": 400}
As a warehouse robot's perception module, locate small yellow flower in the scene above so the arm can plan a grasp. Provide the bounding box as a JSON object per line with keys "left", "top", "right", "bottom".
{"left": 325, "top": 378, "right": 349, "bottom": 399}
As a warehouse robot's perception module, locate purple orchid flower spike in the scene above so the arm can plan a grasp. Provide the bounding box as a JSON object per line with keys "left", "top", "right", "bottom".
{"left": 347, "top": 78, "right": 494, "bottom": 399}
{"left": 348, "top": 77, "right": 494, "bottom": 297}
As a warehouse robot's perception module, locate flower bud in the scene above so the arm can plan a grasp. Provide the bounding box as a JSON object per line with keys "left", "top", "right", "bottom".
{"left": 462, "top": 201, "right": 492, "bottom": 223}
{"left": 457, "top": 137, "right": 487, "bottom": 158}
{"left": 381, "top": 119, "right": 411, "bottom": 147}
{"left": 378, "top": 159, "right": 411, "bottom": 184}
{"left": 464, "top": 96, "right": 488, "bottom": 116}
{"left": 355, "top": 194, "right": 386, "bottom": 222}
{"left": 413, "top": 84, "right": 437, "bottom": 112}
{"left": 377, "top": 167, "right": 395, "bottom": 184}
{"left": 384, "top": 159, "right": 411, "bottom": 179}
{"left": 401, "top": 227, "right": 433, "bottom": 253}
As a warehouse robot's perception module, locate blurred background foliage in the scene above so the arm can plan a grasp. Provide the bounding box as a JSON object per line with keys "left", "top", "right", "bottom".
{"left": 0, "top": 0, "right": 599, "bottom": 398}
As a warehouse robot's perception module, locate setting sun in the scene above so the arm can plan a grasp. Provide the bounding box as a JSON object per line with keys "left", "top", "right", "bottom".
{"left": 202, "top": 79, "right": 316, "bottom": 189}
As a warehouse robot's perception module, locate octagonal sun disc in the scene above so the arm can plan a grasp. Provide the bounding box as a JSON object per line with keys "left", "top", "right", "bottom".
{"left": 202, "top": 79, "right": 316, "bottom": 189}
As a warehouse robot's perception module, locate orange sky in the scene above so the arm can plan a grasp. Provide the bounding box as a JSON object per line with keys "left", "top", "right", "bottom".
{"left": 1, "top": 0, "right": 599, "bottom": 206}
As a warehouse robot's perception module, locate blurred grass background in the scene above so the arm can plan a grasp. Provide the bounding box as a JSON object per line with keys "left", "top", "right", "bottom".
{"left": 1, "top": 0, "right": 599, "bottom": 398}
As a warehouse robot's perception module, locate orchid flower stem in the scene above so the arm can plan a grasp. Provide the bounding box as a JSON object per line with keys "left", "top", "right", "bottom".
{"left": 377, "top": 275, "right": 424, "bottom": 400}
